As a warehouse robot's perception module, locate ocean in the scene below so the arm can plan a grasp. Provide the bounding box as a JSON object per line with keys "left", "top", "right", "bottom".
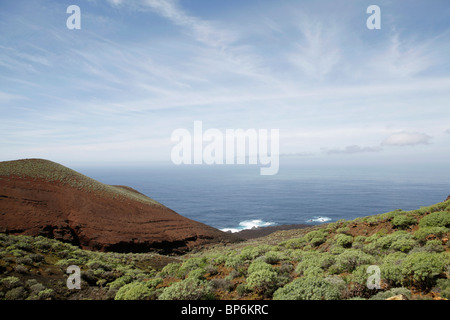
{"left": 73, "top": 163, "right": 450, "bottom": 233}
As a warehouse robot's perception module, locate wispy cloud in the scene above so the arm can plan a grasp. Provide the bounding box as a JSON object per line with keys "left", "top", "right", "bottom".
{"left": 1, "top": 0, "right": 449, "bottom": 165}
{"left": 288, "top": 19, "right": 341, "bottom": 80}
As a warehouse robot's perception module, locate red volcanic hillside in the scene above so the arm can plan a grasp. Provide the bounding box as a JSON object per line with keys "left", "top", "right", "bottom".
{"left": 0, "top": 159, "right": 239, "bottom": 253}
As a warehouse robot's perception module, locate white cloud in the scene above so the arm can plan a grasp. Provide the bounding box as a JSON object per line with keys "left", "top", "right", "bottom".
{"left": 127, "top": 0, "right": 238, "bottom": 48}
{"left": 288, "top": 20, "right": 341, "bottom": 80}
{"left": 381, "top": 132, "right": 431, "bottom": 147}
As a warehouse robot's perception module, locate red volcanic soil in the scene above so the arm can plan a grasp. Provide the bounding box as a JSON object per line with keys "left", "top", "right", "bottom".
{"left": 0, "top": 159, "right": 240, "bottom": 254}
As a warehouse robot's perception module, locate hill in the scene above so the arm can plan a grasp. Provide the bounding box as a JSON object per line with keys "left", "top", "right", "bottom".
{"left": 0, "top": 159, "right": 239, "bottom": 254}
{"left": 0, "top": 196, "right": 448, "bottom": 300}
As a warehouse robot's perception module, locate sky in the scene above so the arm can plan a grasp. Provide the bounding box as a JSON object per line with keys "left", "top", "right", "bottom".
{"left": 1, "top": 0, "right": 450, "bottom": 169}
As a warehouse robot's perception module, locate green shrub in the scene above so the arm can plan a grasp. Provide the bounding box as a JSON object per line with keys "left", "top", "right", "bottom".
{"left": 392, "top": 215, "right": 417, "bottom": 229}
{"left": 158, "top": 278, "right": 214, "bottom": 300}
{"left": 304, "top": 229, "right": 328, "bottom": 247}
{"left": 246, "top": 268, "right": 279, "bottom": 295}
{"left": 389, "top": 238, "right": 417, "bottom": 253}
{"left": 435, "top": 279, "right": 450, "bottom": 299}
{"left": 107, "top": 275, "right": 134, "bottom": 290}
{"left": 303, "top": 266, "right": 324, "bottom": 277}
{"left": 37, "top": 288, "right": 54, "bottom": 300}
{"left": 114, "top": 280, "right": 160, "bottom": 300}
{"left": 334, "top": 234, "right": 353, "bottom": 248}
{"left": 177, "top": 257, "right": 208, "bottom": 278}
{"left": 239, "top": 245, "right": 273, "bottom": 260}
{"left": 364, "top": 231, "right": 416, "bottom": 254}
{"left": 273, "top": 276, "right": 342, "bottom": 300}
{"left": 379, "top": 209, "right": 404, "bottom": 221}
{"left": 414, "top": 227, "right": 448, "bottom": 242}
{"left": 401, "top": 252, "right": 448, "bottom": 289}
{"left": 263, "top": 251, "right": 288, "bottom": 264}
{"left": 424, "top": 239, "right": 445, "bottom": 253}
{"left": 336, "top": 227, "right": 351, "bottom": 235}
{"left": 353, "top": 236, "right": 367, "bottom": 245}
{"left": 187, "top": 268, "right": 206, "bottom": 280}
{"left": 0, "top": 276, "right": 21, "bottom": 290}
{"left": 5, "top": 287, "right": 27, "bottom": 300}
{"left": 349, "top": 264, "right": 371, "bottom": 286}
{"left": 295, "top": 251, "right": 335, "bottom": 275}
{"left": 329, "top": 246, "right": 346, "bottom": 255}
{"left": 282, "top": 237, "right": 307, "bottom": 249}
{"left": 346, "top": 265, "right": 379, "bottom": 298}
{"left": 159, "top": 262, "right": 181, "bottom": 278}
{"left": 86, "top": 259, "right": 113, "bottom": 272}
{"left": 332, "top": 249, "right": 375, "bottom": 273}
{"left": 224, "top": 255, "right": 244, "bottom": 270}
{"left": 419, "top": 212, "right": 450, "bottom": 228}
{"left": 247, "top": 260, "right": 272, "bottom": 275}
{"left": 381, "top": 252, "right": 407, "bottom": 286}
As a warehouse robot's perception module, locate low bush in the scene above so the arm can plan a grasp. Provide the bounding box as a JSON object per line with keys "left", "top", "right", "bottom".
{"left": 247, "top": 260, "right": 272, "bottom": 275}
{"left": 5, "top": 287, "right": 27, "bottom": 300}
{"left": 391, "top": 215, "right": 417, "bottom": 230}
{"left": 401, "top": 252, "right": 448, "bottom": 289}
{"left": 158, "top": 262, "right": 181, "bottom": 278}
{"left": 413, "top": 227, "right": 448, "bottom": 243}
{"left": 364, "top": 231, "right": 416, "bottom": 254}
{"left": 246, "top": 268, "right": 279, "bottom": 295}
{"left": 158, "top": 278, "right": 214, "bottom": 300}
{"left": 303, "top": 229, "right": 328, "bottom": 247}
{"left": 187, "top": 268, "right": 206, "bottom": 280}
{"left": 419, "top": 212, "right": 450, "bottom": 228}
{"left": 1, "top": 276, "right": 22, "bottom": 292}
{"left": 282, "top": 237, "right": 306, "bottom": 249}
{"left": 273, "top": 276, "right": 343, "bottom": 300}
{"left": 336, "top": 227, "right": 351, "bottom": 235}
{"left": 115, "top": 281, "right": 156, "bottom": 300}
{"left": 424, "top": 239, "right": 445, "bottom": 253}
{"left": 381, "top": 252, "right": 407, "bottom": 287}
{"left": 435, "top": 279, "right": 450, "bottom": 299}
{"left": 346, "top": 264, "right": 378, "bottom": 298}
{"left": 239, "top": 245, "right": 273, "bottom": 261}
{"left": 107, "top": 275, "right": 133, "bottom": 290}
{"left": 334, "top": 234, "right": 353, "bottom": 248}
{"left": 263, "top": 251, "right": 288, "bottom": 264}
{"left": 331, "top": 249, "right": 375, "bottom": 273}
{"left": 295, "top": 251, "right": 335, "bottom": 275}
{"left": 37, "top": 288, "right": 54, "bottom": 300}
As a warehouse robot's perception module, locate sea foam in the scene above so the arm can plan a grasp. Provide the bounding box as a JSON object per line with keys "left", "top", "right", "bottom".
{"left": 220, "top": 219, "right": 275, "bottom": 233}
{"left": 306, "top": 216, "right": 332, "bottom": 223}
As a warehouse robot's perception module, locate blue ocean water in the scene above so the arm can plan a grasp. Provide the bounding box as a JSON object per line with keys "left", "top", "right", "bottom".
{"left": 73, "top": 163, "right": 450, "bottom": 232}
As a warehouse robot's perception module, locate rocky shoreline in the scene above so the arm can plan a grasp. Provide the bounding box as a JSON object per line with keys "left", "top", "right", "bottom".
{"left": 233, "top": 223, "right": 311, "bottom": 239}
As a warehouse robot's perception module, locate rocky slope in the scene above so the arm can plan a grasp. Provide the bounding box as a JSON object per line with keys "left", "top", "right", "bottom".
{"left": 0, "top": 159, "right": 239, "bottom": 253}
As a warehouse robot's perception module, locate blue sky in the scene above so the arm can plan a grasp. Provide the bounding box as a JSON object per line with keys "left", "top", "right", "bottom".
{"left": 1, "top": 0, "right": 449, "bottom": 168}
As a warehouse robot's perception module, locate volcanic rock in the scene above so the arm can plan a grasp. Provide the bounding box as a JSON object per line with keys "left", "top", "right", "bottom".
{"left": 0, "top": 159, "right": 239, "bottom": 254}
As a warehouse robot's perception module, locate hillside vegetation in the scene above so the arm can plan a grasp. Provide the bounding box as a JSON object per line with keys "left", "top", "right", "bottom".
{"left": 0, "top": 159, "right": 161, "bottom": 206}
{"left": 1, "top": 199, "right": 449, "bottom": 300}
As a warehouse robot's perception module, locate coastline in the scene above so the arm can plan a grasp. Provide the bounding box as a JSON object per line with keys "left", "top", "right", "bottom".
{"left": 232, "top": 223, "right": 311, "bottom": 239}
